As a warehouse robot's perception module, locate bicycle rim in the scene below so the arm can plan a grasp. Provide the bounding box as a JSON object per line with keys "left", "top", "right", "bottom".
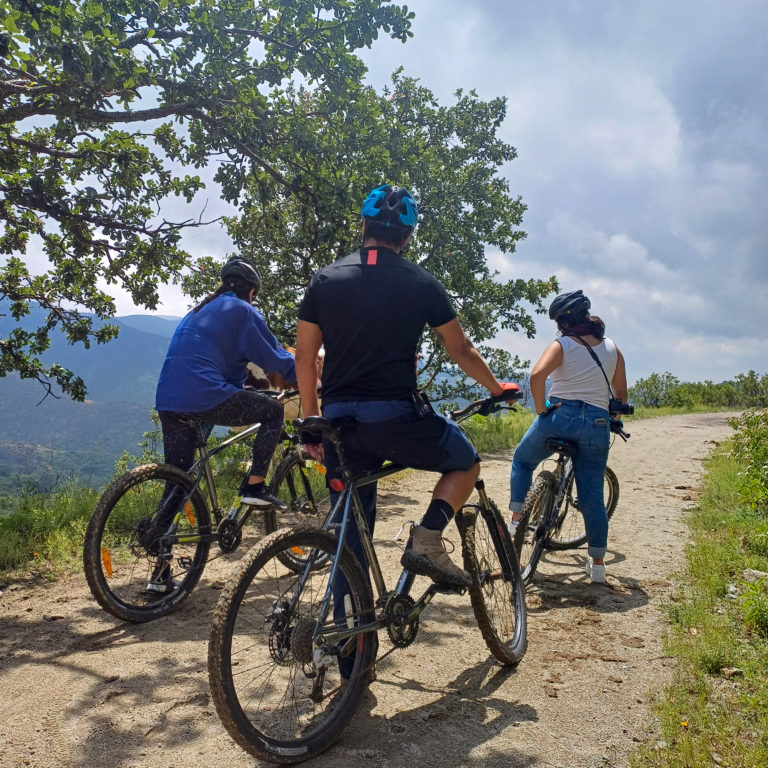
{"left": 265, "top": 454, "right": 332, "bottom": 571}
{"left": 460, "top": 501, "right": 527, "bottom": 665}
{"left": 514, "top": 470, "right": 556, "bottom": 584}
{"left": 548, "top": 465, "right": 620, "bottom": 550}
{"left": 83, "top": 464, "right": 211, "bottom": 622}
{"left": 208, "top": 527, "right": 375, "bottom": 764}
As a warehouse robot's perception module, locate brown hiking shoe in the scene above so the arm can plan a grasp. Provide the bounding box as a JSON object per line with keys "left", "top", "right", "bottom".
{"left": 400, "top": 525, "right": 471, "bottom": 588}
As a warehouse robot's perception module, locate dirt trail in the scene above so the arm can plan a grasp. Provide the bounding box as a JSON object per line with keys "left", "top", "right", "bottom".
{"left": 0, "top": 412, "right": 736, "bottom": 768}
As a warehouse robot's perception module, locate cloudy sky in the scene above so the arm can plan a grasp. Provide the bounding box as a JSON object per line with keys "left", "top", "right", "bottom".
{"left": 119, "top": 0, "right": 768, "bottom": 386}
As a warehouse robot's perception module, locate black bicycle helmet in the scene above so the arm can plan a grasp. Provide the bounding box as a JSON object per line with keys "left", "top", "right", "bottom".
{"left": 361, "top": 184, "right": 419, "bottom": 229}
{"left": 221, "top": 257, "right": 262, "bottom": 294}
{"left": 548, "top": 289, "right": 591, "bottom": 322}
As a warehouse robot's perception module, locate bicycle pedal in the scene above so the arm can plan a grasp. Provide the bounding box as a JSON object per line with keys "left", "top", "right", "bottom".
{"left": 178, "top": 556, "right": 193, "bottom": 570}
{"left": 432, "top": 583, "right": 466, "bottom": 596}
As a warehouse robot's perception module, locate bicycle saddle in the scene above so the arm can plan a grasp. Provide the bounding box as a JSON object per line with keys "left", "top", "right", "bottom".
{"left": 292, "top": 416, "right": 343, "bottom": 443}
{"left": 545, "top": 437, "right": 579, "bottom": 457}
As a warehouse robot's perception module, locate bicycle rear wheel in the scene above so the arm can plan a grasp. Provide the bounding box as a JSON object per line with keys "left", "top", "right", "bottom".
{"left": 459, "top": 500, "right": 527, "bottom": 665}
{"left": 513, "top": 470, "right": 556, "bottom": 584}
{"left": 208, "top": 527, "right": 376, "bottom": 765}
{"left": 547, "top": 465, "right": 620, "bottom": 550}
{"left": 83, "top": 463, "right": 211, "bottom": 622}
{"left": 264, "top": 453, "right": 332, "bottom": 570}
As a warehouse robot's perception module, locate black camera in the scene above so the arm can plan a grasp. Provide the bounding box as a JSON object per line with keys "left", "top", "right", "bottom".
{"left": 609, "top": 398, "right": 634, "bottom": 416}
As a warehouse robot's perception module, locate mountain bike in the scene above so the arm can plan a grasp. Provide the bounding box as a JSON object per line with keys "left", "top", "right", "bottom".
{"left": 513, "top": 419, "right": 629, "bottom": 584}
{"left": 83, "top": 390, "right": 330, "bottom": 623}
{"left": 208, "top": 391, "right": 527, "bottom": 764}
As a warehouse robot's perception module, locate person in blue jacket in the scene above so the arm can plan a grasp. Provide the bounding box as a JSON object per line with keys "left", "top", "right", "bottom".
{"left": 151, "top": 257, "right": 296, "bottom": 591}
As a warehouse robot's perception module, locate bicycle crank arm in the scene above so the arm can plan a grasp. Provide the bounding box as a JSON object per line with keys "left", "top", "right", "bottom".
{"left": 404, "top": 582, "right": 466, "bottom": 622}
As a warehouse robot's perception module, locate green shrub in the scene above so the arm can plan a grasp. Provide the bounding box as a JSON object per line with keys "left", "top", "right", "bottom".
{"left": 0, "top": 481, "right": 98, "bottom": 575}
{"left": 730, "top": 409, "right": 768, "bottom": 515}
{"left": 743, "top": 580, "right": 768, "bottom": 637}
{"left": 461, "top": 409, "right": 534, "bottom": 454}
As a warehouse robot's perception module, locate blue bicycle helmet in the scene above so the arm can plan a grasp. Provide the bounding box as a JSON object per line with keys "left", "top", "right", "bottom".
{"left": 361, "top": 184, "right": 418, "bottom": 229}
{"left": 549, "top": 290, "right": 591, "bottom": 322}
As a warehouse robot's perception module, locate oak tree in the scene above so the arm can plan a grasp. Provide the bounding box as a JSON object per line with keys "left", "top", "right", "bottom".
{"left": 0, "top": 0, "right": 413, "bottom": 398}
{"left": 213, "top": 73, "right": 556, "bottom": 402}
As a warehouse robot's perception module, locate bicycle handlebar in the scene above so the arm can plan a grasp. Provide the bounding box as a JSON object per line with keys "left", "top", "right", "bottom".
{"left": 610, "top": 419, "right": 630, "bottom": 441}
{"left": 448, "top": 389, "right": 524, "bottom": 422}
{"left": 251, "top": 387, "right": 321, "bottom": 402}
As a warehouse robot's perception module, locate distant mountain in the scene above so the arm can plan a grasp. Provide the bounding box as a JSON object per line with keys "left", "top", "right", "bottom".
{"left": 0, "top": 304, "right": 182, "bottom": 405}
{"left": 115, "top": 314, "right": 181, "bottom": 339}
{"left": 0, "top": 304, "right": 182, "bottom": 491}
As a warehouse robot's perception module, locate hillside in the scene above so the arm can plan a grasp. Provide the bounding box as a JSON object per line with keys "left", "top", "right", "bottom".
{"left": 0, "top": 305, "right": 180, "bottom": 492}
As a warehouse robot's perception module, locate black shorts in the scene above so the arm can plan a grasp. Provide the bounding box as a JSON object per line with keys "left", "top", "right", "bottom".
{"left": 322, "top": 405, "right": 480, "bottom": 483}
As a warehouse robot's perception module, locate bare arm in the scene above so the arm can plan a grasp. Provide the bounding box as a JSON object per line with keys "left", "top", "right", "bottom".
{"left": 530, "top": 341, "right": 564, "bottom": 414}
{"left": 432, "top": 317, "right": 504, "bottom": 395}
{"left": 611, "top": 345, "right": 628, "bottom": 403}
{"left": 294, "top": 319, "right": 323, "bottom": 418}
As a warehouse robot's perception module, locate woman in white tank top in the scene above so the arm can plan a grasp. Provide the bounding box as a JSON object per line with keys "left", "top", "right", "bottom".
{"left": 508, "top": 290, "right": 628, "bottom": 583}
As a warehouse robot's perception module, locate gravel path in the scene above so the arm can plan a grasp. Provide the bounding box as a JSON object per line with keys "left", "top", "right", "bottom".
{"left": 0, "top": 412, "right": 736, "bottom": 768}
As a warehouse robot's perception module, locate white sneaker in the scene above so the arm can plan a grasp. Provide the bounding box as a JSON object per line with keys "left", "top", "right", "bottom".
{"left": 508, "top": 518, "right": 519, "bottom": 536}
{"left": 585, "top": 558, "right": 606, "bottom": 583}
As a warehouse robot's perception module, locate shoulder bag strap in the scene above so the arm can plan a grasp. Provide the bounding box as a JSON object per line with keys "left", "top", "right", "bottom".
{"left": 569, "top": 334, "right": 614, "bottom": 398}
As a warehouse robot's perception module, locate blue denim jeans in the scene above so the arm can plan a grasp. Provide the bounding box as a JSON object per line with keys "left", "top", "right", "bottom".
{"left": 509, "top": 397, "right": 611, "bottom": 559}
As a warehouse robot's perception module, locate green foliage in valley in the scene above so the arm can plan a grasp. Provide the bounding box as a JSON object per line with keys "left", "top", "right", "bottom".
{"left": 629, "top": 370, "right": 768, "bottom": 410}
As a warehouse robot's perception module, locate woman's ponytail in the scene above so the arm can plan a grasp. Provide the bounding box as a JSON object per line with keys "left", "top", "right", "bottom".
{"left": 560, "top": 314, "right": 605, "bottom": 340}
{"left": 193, "top": 285, "right": 228, "bottom": 313}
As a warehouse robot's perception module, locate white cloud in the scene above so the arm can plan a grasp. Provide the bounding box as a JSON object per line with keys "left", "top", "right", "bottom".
{"left": 504, "top": 71, "right": 680, "bottom": 179}
{"left": 17, "top": 1, "right": 765, "bottom": 387}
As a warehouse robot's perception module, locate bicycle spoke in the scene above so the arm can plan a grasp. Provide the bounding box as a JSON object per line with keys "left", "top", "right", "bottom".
{"left": 514, "top": 470, "right": 556, "bottom": 583}
{"left": 461, "top": 502, "right": 527, "bottom": 665}
{"left": 84, "top": 464, "right": 211, "bottom": 622}
{"left": 209, "top": 528, "right": 375, "bottom": 761}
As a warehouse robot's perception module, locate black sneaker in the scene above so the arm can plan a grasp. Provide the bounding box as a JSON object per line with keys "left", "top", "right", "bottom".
{"left": 239, "top": 480, "right": 286, "bottom": 509}
{"left": 145, "top": 558, "right": 176, "bottom": 594}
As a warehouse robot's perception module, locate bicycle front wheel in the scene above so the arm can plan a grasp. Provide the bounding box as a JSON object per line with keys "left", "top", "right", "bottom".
{"left": 208, "top": 527, "right": 376, "bottom": 765}
{"left": 264, "top": 452, "right": 332, "bottom": 570}
{"left": 547, "top": 465, "right": 620, "bottom": 550}
{"left": 514, "top": 470, "right": 556, "bottom": 584}
{"left": 459, "top": 501, "right": 527, "bottom": 665}
{"left": 83, "top": 463, "right": 211, "bottom": 622}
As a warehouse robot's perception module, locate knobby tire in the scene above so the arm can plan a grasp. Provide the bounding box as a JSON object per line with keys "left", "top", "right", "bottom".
{"left": 208, "top": 527, "right": 376, "bottom": 765}
{"left": 459, "top": 501, "right": 527, "bottom": 665}
{"left": 547, "top": 465, "right": 620, "bottom": 550}
{"left": 264, "top": 453, "right": 331, "bottom": 570}
{"left": 83, "top": 463, "right": 211, "bottom": 622}
{"left": 513, "top": 470, "right": 556, "bottom": 584}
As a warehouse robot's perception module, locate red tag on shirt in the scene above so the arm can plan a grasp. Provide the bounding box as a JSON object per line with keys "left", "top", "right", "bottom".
{"left": 366, "top": 249, "right": 378, "bottom": 265}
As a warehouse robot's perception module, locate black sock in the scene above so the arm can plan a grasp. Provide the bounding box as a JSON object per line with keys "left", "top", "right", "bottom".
{"left": 420, "top": 498, "right": 455, "bottom": 531}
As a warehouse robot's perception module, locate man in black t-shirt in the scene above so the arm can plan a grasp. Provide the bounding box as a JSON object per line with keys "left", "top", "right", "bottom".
{"left": 296, "top": 185, "right": 518, "bottom": 609}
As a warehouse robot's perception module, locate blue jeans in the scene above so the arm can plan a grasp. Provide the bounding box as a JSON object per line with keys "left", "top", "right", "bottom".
{"left": 509, "top": 397, "right": 611, "bottom": 559}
